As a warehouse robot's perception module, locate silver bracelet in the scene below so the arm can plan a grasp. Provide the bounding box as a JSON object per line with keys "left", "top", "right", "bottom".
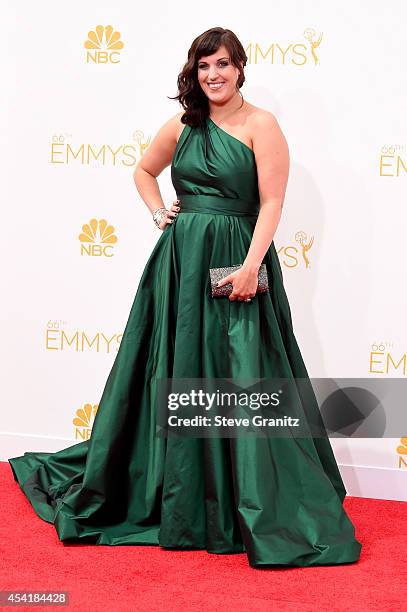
{"left": 152, "top": 207, "right": 168, "bottom": 228}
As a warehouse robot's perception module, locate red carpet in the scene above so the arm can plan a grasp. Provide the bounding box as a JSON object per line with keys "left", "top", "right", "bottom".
{"left": 1, "top": 461, "right": 405, "bottom": 611}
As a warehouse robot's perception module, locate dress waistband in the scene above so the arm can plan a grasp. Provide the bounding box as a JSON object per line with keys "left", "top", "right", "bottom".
{"left": 176, "top": 194, "right": 259, "bottom": 217}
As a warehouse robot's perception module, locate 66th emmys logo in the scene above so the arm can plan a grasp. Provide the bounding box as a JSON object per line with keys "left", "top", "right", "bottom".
{"left": 45, "top": 320, "right": 122, "bottom": 353}
{"left": 379, "top": 145, "right": 406, "bottom": 177}
{"left": 369, "top": 342, "right": 407, "bottom": 375}
{"left": 246, "top": 28, "right": 323, "bottom": 66}
{"left": 50, "top": 132, "right": 150, "bottom": 166}
{"left": 73, "top": 403, "right": 99, "bottom": 440}
{"left": 79, "top": 218, "right": 117, "bottom": 257}
{"left": 84, "top": 25, "right": 124, "bottom": 64}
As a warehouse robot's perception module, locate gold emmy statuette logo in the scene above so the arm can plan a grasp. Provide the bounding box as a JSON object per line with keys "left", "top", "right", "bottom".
{"left": 245, "top": 28, "right": 323, "bottom": 66}
{"left": 369, "top": 342, "right": 407, "bottom": 375}
{"left": 295, "top": 231, "right": 314, "bottom": 268}
{"left": 277, "top": 230, "right": 314, "bottom": 268}
{"left": 73, "top": 403, "right": 99, "bottom": 440}
{"left": 396, "top": 437, "right": 407, "bottom": 469}
{"left": 303, "top": 28, "right": 323, "bottom": 65}
{"left": 84, "top": 25, "right": 124, "bottom": 64}
{"left": 79, "top": 218, "right": 117, "bottom": 257}
{"left": 133, "top": 130, "right": 152, "bottom": 158}
{"left": 379, "top": 145, "right": 406, "bottom": 177}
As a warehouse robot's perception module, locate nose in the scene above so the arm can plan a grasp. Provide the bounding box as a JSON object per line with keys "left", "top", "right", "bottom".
{"left": 208, "top": 65, "right": 220, "bottom": 80}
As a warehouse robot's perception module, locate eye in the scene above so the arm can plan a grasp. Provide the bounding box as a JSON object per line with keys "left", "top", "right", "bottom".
{"left": 198, "top": 60, "right": 229, "bottom": 69}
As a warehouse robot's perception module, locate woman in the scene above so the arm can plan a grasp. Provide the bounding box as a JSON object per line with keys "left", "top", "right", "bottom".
{"left": 8, "top": 27, "right": 362, "bottom": 568}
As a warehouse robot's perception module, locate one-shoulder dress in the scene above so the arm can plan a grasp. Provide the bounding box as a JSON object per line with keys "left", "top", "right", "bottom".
{"left": 8, "top": 117, "right": 362, "bottom": 568}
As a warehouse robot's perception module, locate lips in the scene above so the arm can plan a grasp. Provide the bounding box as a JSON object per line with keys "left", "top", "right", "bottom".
{"left": 207, "top": 82, "right": 225, "bottom": 90}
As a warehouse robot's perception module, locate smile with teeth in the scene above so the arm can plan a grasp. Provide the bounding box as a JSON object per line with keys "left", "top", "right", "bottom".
{"left": 208, "top": 82, "right": 225, "bottom": 90}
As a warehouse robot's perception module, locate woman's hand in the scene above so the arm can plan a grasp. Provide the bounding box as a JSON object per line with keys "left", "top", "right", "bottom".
{"left": 157, "top": 199, "right": 181, "bottom": 230}
{"left": 216, "top": 264, "right": 259, "bottom": 302}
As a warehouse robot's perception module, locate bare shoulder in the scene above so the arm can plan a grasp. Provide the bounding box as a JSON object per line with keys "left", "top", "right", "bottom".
{"left": 135, "top": 111, "right": 185, "bottom": 176}
{"left": 246, "top": 106, "right": 288, "bottom": 155}
{"left": 169, "top": 111, "right": 185, "bottom": 139}
{"left": 247, "top": 106, "right": 279, "bottom": 133}
{"left": 156, "top": 111, "right": 185, "bottom": 142}
{"left": 244, "top": 106, "right": 290, "bottom": 202}
{"left": 174, "top": 111, "right": 187, "bottom": 141}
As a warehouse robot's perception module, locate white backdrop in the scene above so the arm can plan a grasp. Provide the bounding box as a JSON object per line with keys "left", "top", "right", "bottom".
{"left": 2, "top": 0, "right": 406, "bottom": 501}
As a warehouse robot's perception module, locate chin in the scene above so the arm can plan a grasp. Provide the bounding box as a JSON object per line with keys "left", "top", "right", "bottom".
{"left": 207, "top": 89, "right": 230, "bottom": 98}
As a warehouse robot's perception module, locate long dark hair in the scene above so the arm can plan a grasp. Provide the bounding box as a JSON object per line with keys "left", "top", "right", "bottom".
{"left": 169, "top": 27, "right": 248, "bottom": 128}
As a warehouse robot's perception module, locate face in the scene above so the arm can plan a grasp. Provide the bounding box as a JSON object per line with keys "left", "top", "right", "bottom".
{"left": 197, "top": 44, "right": 241, "bottom": 102}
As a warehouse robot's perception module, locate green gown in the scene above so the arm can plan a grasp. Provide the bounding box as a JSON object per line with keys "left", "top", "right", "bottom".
{"left": 8, "top": 117, "right": 362, "bottom": 568}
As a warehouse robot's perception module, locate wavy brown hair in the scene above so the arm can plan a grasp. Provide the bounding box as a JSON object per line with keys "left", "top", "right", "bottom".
{"left": 169, "top": 27, "right": 248, "bottom": 128}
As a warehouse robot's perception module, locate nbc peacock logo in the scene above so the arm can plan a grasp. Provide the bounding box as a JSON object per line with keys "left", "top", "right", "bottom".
{"left": 277, "top": 230, "right": 314, "bottom": 269}
{"left": 79, "top": 218, "right": 118, "bottom": 257}
{"left": 396, "top": 437, "right": 407, "bottom": 469}
{"left": 84, "top": 25, "right": 124, "bottom": 64}
{"left": 73, "top": 403, "right": 99, "bottom": 440}
{"left": 246, "top": 28, "right": 323, "bottom": 66}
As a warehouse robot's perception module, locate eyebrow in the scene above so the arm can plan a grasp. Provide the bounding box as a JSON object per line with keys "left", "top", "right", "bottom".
{"left": 198, "top": 57, "right": 229, "bottom": 63}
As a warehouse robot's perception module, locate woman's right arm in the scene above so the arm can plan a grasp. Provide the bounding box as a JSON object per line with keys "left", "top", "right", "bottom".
{"left": 133, "top": 112, "right": 184, "bottom": 229}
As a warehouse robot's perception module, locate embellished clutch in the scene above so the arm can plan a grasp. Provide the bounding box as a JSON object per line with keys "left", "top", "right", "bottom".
{"left": 209, "top": 263, "right": 269, "bottom": 298}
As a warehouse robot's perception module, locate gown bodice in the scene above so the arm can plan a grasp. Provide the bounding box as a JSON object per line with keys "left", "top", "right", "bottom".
{"left": 171, "top": 118, "right": 260, "bottom": 217}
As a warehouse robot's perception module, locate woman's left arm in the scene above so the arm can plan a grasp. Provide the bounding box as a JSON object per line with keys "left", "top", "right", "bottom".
{"left": 221, "top": 111, "right": 290, "bottom": 301}
{"left": 243, "top": 111, "right": 290, "bottom": 272}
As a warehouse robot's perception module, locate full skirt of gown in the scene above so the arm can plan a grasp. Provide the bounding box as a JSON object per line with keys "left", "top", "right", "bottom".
{"left": 8, "top": 117, "right": 362, "bottom": 568}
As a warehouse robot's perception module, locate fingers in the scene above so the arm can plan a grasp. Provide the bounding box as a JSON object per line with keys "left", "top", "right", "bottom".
{"left": 229, "top": 292, "right": 255, "bottom": 302}
{"left": 158, "top": 215, "right": 172, "bottom": 230}
{"left": 218, "top": 276, "right": 255, "bottom": 302}
{"left": 169, "top": 199, "right": 181, "bottom": 212}
{"left": 161, "top": 216, "right": 173, "bottom": 229}
{"left": 159, "top": 200, "right": 181, "bottom": 230}
{"left": 217, "top": 269, "right": 256, "bottom": 302}
{"left": 165, "top": 199, "right": 181, "bottom": 225}
{"left": 216, "top": 274, "right": 232, "bottom": 288}
{"left": 229, "top": 297, "right": 254, "bottom": 302}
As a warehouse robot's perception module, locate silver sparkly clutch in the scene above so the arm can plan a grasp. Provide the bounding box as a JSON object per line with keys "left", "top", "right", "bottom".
{"left": 209, "top": 263, "right": 269, "bottom": 298}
